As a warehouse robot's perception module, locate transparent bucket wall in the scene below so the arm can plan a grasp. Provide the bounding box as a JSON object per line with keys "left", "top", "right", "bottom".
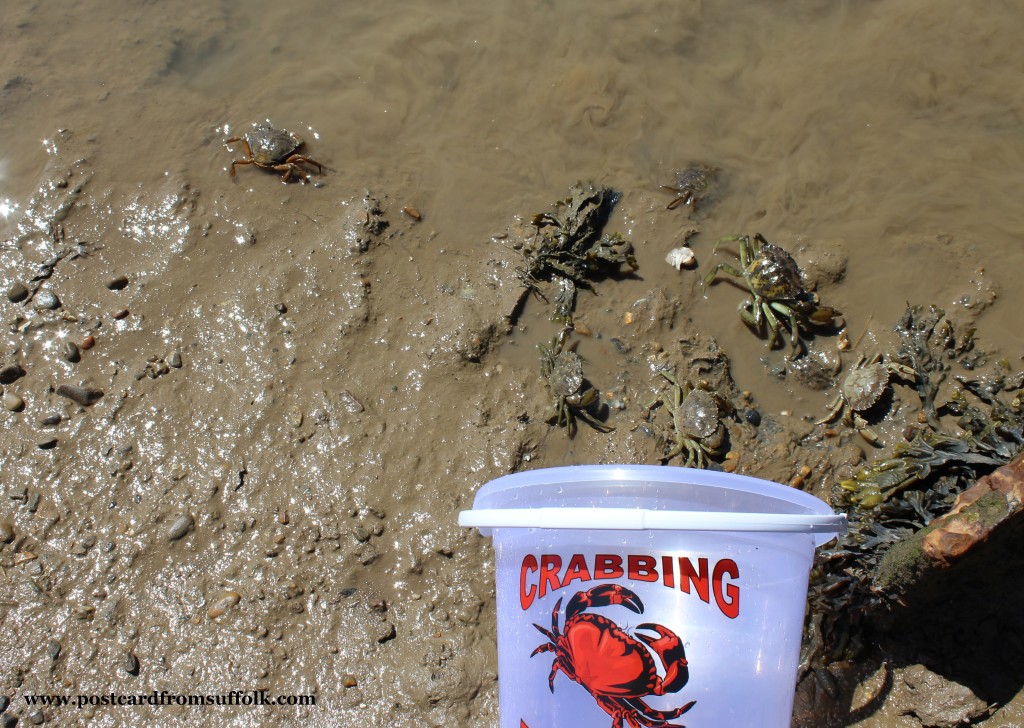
{"left": 493, "top": 526, "right": 816, "bottom": 728}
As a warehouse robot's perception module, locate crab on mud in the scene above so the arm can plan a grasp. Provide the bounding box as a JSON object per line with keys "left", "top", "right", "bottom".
{"left": 539, "top": 327, "right": 612, "bottom": 437}
{"left": 661, "top": 163, "right": 718, "bottom": 211}
{"left": 816, "top": 353, "right": 917, "bottom": 445}
{"left": 702, "top": 233, "right": 840, "bottom": 360}
{"left": 646, "top": 370, "right": 730, "bottom": 469}
{"left": 225, "top": 121, "right": 323, "bottom": 183}
{"left": 532, "top": 584, "right": 696, "bottom": 728}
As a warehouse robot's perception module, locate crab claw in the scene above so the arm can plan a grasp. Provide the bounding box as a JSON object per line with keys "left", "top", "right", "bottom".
{"left": 565, "top": 584, "right": 644, "bottom": 619}
{"left": 636, "top": 623, "right": 690, "bottom": 695}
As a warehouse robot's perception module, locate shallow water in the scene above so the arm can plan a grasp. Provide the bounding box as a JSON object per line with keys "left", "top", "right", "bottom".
{"left": 1, "top": 0, "right": 1023, "bottom": 725}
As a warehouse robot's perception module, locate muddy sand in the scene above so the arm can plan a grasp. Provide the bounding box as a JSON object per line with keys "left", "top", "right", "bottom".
{"left": 2, "top": 1, "right": 1024, "bottom": 727}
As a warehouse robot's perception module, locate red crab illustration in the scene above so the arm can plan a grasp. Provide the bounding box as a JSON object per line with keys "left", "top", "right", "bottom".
{"left": 531, "top": 583, "right": 696, "bottom": 728}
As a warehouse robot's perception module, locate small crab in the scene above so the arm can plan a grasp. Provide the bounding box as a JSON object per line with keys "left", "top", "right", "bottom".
{"left": 225, "top": 121, "right": 323, "bottom": 183}
{"left": 702, "top": 233, "right": 841, "bottom": 359}
{"left": 816, "top": 353, "right": 917, "bottom": 445}
{"left": 661, "top": 164, "right": 718, "bottom": 211}
{"left": 539, "top": 327, "right": 612, "bottom": 437}
{"left": 646, "top": 371, "right": 730, "bottom": 468}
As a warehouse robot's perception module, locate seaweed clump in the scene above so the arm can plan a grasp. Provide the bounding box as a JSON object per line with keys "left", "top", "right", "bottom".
{"left": 803, "top": 305, "right": 1024, "bottom": 672}
{"left": 516, "top": 182, "right": 638, "bottom": 323}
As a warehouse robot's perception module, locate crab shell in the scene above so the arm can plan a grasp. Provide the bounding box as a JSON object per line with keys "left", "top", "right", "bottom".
{"left": 547, "top": 351, "right": 584, "bottom": 399}
{"left": 244, "top": 122, "right": 304, "bottom": 166}
{"left": 678, "top": 389, "right": 720, "bottom": 439}
{"left": 841, "top": 363, "right": 890, "bottom": 412}
{"left": 747, "top": 242, "right": 805, "bottom": 301}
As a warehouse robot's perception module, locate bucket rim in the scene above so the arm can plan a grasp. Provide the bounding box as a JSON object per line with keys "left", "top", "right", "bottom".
{"left": 458, "top": 506, "right": 847, "bottom": 534}
{"left": 462, "top": 465, "right": 846, "bottom": 545}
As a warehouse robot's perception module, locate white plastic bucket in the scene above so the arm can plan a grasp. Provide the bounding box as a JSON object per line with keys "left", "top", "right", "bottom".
{"left": 459, "top": 465, "right": 846, "bottom": 728}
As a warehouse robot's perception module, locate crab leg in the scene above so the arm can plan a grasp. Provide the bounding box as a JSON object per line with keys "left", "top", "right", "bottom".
{"left": 635, "top": 623, "right": 691, "bottom": 695}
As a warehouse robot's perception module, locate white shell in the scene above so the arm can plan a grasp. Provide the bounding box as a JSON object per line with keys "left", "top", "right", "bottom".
{"left": 665, "top": 246, "right": 696, "bottom": 270}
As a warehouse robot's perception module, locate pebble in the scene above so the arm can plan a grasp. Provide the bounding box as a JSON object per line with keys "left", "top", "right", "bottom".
{"left": 37, "top": 437, "right": 58, "bottom": 450}
{"left": 339, "top": 390, "right": 364, "bottom": 414}
{"left": 123, "top": 651, "right": 140, "bottom": 676}
{"left": 29, "top": 710, "right": 43, "bottom": 725}
{"left": 375, "top": 621, "right": 396, "bottom": 643}
{"left": 3, "top": 714, "right": 19, "bottom": 728}
{"left": 56, "top": 384, "right": 104, "bottom": 406}
{"left": 106, "top": 275, "right": 129, "bottom": 291}
{"left": 168, "top": 351, "right": 182, "bottom": 368}
{"left": 62, "top": 341, "right": 80, "bottom": 363}
{"left": 39, "top": 414, "right": 61, "bottom": 426}
{"left": 6, "top": 281, "right": 29, "bottom": 303}
{"left": 0, "top": 694, "right": 7, "bottom": 712}
{"left": 0, "top": 364, "right": 25, "bottom": 385}
{"left": 46, "top": 640, "right": 60, "bottom": 661}
{"left": 112, "top": 309, "right": 129, "bottom": 320}
{"left": 207, "top": 590, "right": 241, "bottom": 619}
{"left": 167, "top": 514, "right": 194, "bottom": 541}
{"left": 275, "top": 302, "right": 288, "bottom": 314}
{"left": 33, "top": 290, "right": 61, "bottom": 310}
{"left": 2, "top": 392, "right": 24, "bottom": 412}
{"left": 0, "top": 521, "right": 14, "bottom": 543}
{"left": 79, "top": 335, "right": 95, "bottom": 350}
{"left": 342, "top": 674, "right": 358, "bottom": 688}
{"left": 402, "top": 206, "right": 422, "bottom": 221}
{"left": 743, "top": 408, "right": 761, "bottom": 427}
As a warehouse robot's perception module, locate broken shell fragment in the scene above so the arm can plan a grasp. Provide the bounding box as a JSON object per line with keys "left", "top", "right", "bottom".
{"left": 665, "top": 246, "right": 696, "bottom": 270}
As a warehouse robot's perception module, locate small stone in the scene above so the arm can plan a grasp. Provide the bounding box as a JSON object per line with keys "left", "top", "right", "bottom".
{"left": 0, "top": 694, "right": 8, "bottom": 712}
{"left": 3, "top": 713, "right": 17, "bottom": 728}
{"left": 375, "top": 621, "right": 396, "bottom": 643}
{"left": 274, "top": 303, "right": 287, "bottom": 314}
{"left": 2, "top": 392, "right": 24, "bottom": 412}
{"left": 342, "top": 674, "right": 358, "bottom": 688}
{"left": 167, "top": 514, "right": 193, "bottom": 541}
{"left": 288, "top": 407, "right": 303, "bottom": 428}
{"left": 6, "top": 281, "right": 29, "bottom": 303}
{"left": 37, "top": 437, "right": 58, "bottom": 450}
{"left": 46, "top": 640, "right": 60, "bottom": 661}
{"left": 29, "top": 710, "right": 43, "bottom": 725}
{"left": 112, "top": 309, "right": 129, "bottom": 320}
{"left": 0, "top": 521, "right": 14, "bottom": 543}
{"left": 79, "top": 335, "right": 95, "bottom": 350}
{"left": 207, "top": 590, "right": 241, "bottom": 619}
{"left": 743, "top": 408, "right": 761, "bottom": 427}
{"left": 56, "top": 384, "right": 104, "bottom": 406}
{"left": 62, "top": 341, "right": 80, "bottom": 363}
{"left": 106, "top": 275, "right": 129, "bottom": 291}
{"left": 39, "top": 413, "right": 61, "bottom": 426}
{"left": 168, "top": 351, "right": 182, "bottom": 368}
{"left": 123, "top": 651, "right": 139, "bottom": 676}
{"left": 33, "top": 290, "right": 60, "bottom": 310}
{"left": 339, "top": 390, "right": 364, "bottom": 414}
{"left": 0, "top": 364, "right": 25, "bottom": 385}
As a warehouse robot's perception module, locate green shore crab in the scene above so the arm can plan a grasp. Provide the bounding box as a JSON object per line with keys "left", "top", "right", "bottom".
{"left": 661, "top": 163, "right": 718, "bottom": 211}
{"left": 225, "top": 121, "right": 323, "bottom": 183}
{"left": 817, "top": 354, "right": 917, "bottom": 445}
{"left": 646, "top": 371, "right": 730, "bottom": 468}
{"left": 539, "top": 327, "right": 612, "bottom": 436}
{"left": 702, "top": 233, "right": 840, "bottom": 359}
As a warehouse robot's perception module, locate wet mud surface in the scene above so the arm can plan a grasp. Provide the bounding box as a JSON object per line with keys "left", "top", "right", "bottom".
{"left": 2, "top": 1, "right": 1024, "bottom": 726}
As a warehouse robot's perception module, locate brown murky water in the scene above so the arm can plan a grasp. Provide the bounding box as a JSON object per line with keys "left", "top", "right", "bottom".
{"left": 1, "top": 0, "right": 1023, "bottom": 725}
